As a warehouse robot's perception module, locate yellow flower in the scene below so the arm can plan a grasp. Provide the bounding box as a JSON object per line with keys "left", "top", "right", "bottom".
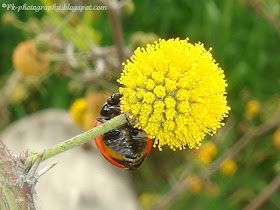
{"left": 70, "top": 98, "right": 87, "bottom": 127}
{"left": 185, "top": 175, "right": 203, "bottom": 194}
{"left": 139, "top": 193, "right": 159, "bottom": 209}
{"left": 194, "top": 142, "right": 218, "bottom": 165}
{"left": 246, "top": 100, "right": 261, "bottom": 117}
{"left": 119, "top": 38, "right": 230, "bottom": 150}
{"left": 200, "top": 141, "right": 218, "bottom": 158}
{"left": 273, "top": 128, "right": 280, "bottom": 149}
{"left": 83, "top": 92, "right": 108, "bottom": 131}
{"left": 13, "top": 40, "right": 50, "bottom": 76}
{"left": 197, "top": 141, "right": 218, "bottom": 165}
{"left": 199, "top": 153, "right": 213, "bottom": 165}
{"left": 221, "top": 159, "right": 237, "bottom": 176}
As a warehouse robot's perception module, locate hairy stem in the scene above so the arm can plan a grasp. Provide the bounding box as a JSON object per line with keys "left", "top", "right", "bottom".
{"left": 26, "top": 113, "right": 127, "bottom": 164}
{"left": 243, "top": 173, "right": 280, "bottom": 210}
{"left": 0, "top": 140, "right": 35, "bottom": 210}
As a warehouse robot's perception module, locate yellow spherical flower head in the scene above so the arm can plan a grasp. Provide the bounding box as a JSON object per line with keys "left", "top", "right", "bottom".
{"left": 245, "top": 100, "right": 261, "bottom": 117}
{"left": 13, "top": 40, "right": 50, "bottom": 76}
{"left": 199, "top": 153, "right": 212, "bottom": 165}
{"left": 70, "top": 98, "right": 88, "bottom": 127}
{"left": 221, "top": 159, "right": 237, "bottom": 176}
{"left": 198, "top": 141, "right": 218, "bottom": 164}
{"left": 202, "top": 141, "right": 218, "bottom": 157}
{"left": 83, "top": 92, "right": 108, "bottom": 131}
{"left": 185, "top": 175, "right": 203, "bottom": 194}
{"left": 118, "top": 38, "right": 230, "bottom": 150}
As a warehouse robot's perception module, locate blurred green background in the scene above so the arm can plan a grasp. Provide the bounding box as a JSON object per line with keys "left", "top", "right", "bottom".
{"left": 1, "top": 0, "right": 280, "bottom": 209}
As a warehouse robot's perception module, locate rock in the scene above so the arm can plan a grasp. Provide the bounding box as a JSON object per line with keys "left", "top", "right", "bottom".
{"left": 0, "top": 109, "right": 138, "bottom": 210}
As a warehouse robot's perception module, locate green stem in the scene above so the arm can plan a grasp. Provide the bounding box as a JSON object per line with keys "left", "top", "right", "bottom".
{"left": 26, "top": 113, "right": 127, "bottom": 164}
{"left": 50, "top": 12, "right": 74, "bottom": 39}
{"left": 13, "top": 19, "right": 33, "bottom": 32}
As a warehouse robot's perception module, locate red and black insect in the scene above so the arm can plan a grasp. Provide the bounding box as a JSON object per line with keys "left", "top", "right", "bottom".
{"left": 94, "top": 93, "right": 153, "bottom": 170}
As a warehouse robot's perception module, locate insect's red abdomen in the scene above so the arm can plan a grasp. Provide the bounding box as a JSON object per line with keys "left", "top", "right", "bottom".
{"left": 94, "top": 120, "right": 152, "bottom": 169}
{"left": 94, "top": 120, "right": 127, "bottom": 168}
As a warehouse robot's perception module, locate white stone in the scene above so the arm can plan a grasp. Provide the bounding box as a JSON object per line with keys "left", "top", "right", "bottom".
{"left": 0, "top": 109, "right": 138, "bottom": 210}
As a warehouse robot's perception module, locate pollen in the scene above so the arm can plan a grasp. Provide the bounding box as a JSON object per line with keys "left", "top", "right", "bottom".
{"left": 153, "top": 85, "right": 166, "bottom": 98}
{"left": 118, "top": 38, "right": 230, "bottom": 150}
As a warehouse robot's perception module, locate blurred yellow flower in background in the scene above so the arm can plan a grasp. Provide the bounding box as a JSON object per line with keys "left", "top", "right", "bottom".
{"left": 273, "top": 127, "right": 280, "bottom": 149}
{"left": 83, "top": 92, "right": 108, "bottom": 131}
{"left": 70, "top": 98, "right": 88, "bottom": 127}
{"left": 185, "top": 175, "right": 203, "bottom": 194}
{"left": 198, "top": 141, "right": 218, "bottom": 165}
{"left": 203, "top": 141, "right": 218, "bottom": 157}
{"left": 139, "top": 193, "right": 159, "bottom": 210}
{"left": 70, "top": 93, "right": 108, "bottom": 131}
{"left": 12, "top": 40, "right": 50, "bottom": 76}
{"left": 119, "top": 38, "right": 230, "bottom": 150}
{"left": 221, "top": 159, "right": 237, "bottom": 176}
{"left": 199, "top": 154, "right": 213, "bottom": 165}
{"left": 245, "top": 100, "right": 261, "bottom": 117}
{"left": 69, "top": 93, "right": 107, "bottom": 150}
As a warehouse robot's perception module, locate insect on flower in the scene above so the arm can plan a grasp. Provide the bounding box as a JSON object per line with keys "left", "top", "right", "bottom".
{"left": 94, "top": 93, "right": 153, "bottom": 170}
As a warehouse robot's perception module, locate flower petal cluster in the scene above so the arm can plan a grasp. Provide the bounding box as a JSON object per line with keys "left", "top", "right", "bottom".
{"left": 118, "top": 38, "right": 230, "bottom": 150}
